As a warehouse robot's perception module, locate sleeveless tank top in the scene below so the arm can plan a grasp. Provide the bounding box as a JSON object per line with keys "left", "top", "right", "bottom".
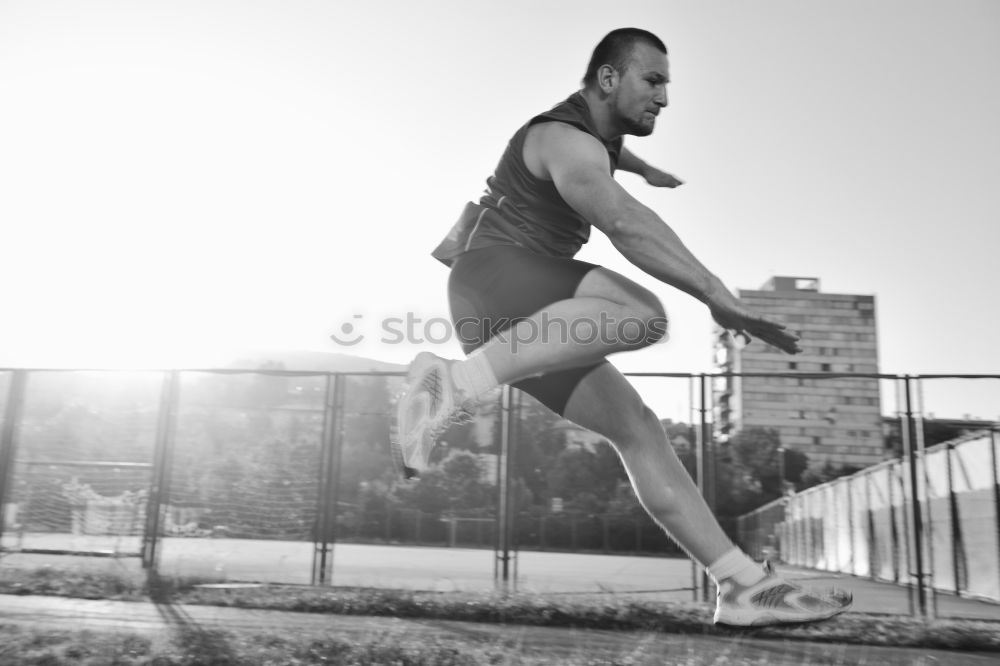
{"left": 432, "top": 92, "right": 622, "bottom": 266}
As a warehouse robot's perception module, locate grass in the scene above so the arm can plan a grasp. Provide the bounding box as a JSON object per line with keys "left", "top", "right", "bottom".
{"left": 2, "top": 563, "right": 1000, "bottom": 657}
{"left": 1, "top": 620, "right": 984, "bottom": 666}
{"left": 0, "top": 623, "right": 542, "bottom": 666}
{"left": 169, "top": 585, "right": 1000, "bottom": 652}
{"left": 0, "top": 563, "right": 146, "bottom": 600}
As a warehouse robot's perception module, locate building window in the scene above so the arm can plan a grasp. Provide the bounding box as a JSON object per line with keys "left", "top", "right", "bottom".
{"left": 789, "top": 362, "right": 798, "bottom": 370}
{"left": 813, "top": 436, "right": 822, "bottom": 446}
{"left": 821, "top": 363, "right": 831, "bottom": 372}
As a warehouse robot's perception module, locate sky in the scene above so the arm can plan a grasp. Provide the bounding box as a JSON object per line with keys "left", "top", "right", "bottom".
{"left": 1, "top": 0, "right": 998, "bottom": 421}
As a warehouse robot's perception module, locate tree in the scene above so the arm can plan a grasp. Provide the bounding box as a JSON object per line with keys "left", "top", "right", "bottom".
{"left": 392, "top": 449, "right": 494, "bottom": 516}
{"left": 729, "top": 427, "right": 808, "bottom": 498}
{"left": 799, "top": 461, "right": 862, "bottom": 490}
{"left": 544, "top": 441, "right": 627, "bottom": 513}
{"left": 500, "top": 392, "right": 566, "bottom": 503}
{"left": 883, "top": 418, "right": 969, "bottom": 457}
{"left": 338, "top": 375, "right": 395, "bottom": 501}
{"left": 605, "top": 481, "right": 645, "bottom": 517}
{"left": 704, "top": 427, "right": 813, "bottom": 522}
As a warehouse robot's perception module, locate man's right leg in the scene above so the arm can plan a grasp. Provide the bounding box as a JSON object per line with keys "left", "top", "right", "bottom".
{"left": 472, "top": 264, "right": 668, "bottom": 386}
{"left": 395, "top": 246, "right": 660, "bottom": 478}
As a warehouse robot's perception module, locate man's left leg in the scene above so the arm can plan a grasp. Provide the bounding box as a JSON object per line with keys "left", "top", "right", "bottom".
{"left": 560, "top": 362, "right": 852, "bottom": 626}
{"left": 560, "top": 362, "right": 735, "bottom": 567}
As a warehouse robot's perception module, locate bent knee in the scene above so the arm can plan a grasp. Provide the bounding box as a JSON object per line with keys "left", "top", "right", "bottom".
{"left": 576, "top": 269, "right": 669, "bottom": 347}
{"left": 620, "top": 299, "right": 668, "bottom": 348}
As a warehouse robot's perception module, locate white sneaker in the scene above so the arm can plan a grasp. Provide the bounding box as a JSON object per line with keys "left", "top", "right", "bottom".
{"left": 392, "top": 352, "right": 473, "bottom": 479}
{"left": 713, "top": 565, "right": 852, "bottom": 627}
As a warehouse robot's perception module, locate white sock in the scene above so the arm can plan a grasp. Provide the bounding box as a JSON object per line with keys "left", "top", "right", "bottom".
{"left": 450, "top": 350, "right": 499, "bottom": 399}
{"left": 707, "top": 548, "right": 767, "bottom": 586}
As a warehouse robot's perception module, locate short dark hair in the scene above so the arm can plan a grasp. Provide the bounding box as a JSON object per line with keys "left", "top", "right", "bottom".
{"left": 582, "top": 28, "right": 667, "bottom": 88}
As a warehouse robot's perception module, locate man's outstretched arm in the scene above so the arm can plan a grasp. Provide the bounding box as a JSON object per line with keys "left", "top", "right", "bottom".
{"left": 536, "top": 123, "right": 800, "bottom": 354}
{"left": 618, "top": 146, "right": 684, "bottom": 188}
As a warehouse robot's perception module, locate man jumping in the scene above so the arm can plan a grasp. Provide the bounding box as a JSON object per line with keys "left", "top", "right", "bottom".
{"left": 394, "top": 28, "right": 851, "bottom": 627}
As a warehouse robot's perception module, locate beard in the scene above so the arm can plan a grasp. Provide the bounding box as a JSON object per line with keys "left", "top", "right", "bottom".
{"left": 620, "top": 113, "right": 656, "bottom": 137}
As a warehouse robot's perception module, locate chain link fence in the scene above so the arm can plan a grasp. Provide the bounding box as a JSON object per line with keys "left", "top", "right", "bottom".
{"left": 2, "top": 368, "right": 997, "bottom": 614}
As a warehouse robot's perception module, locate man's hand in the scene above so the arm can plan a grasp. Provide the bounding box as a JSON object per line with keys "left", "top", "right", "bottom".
{"left": 709, "top": 292, "right": 801, "bottom": 355}
{"left": 643, "top": 166, "right": 684, "bottom": 188}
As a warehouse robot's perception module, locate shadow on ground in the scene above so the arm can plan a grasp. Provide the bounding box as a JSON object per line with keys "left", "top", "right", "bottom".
{"left": 150, "top": 574, "right": 243, "bottom": 666}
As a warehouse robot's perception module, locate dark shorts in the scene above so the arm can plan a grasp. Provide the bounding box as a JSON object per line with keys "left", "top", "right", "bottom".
{"left": 448, "top": 244, "right": 601, "bottom": 415}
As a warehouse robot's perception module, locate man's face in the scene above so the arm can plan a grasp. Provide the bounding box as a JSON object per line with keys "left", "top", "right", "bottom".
{"left": 612, "top": 43, "right": 669, "bottom": 137}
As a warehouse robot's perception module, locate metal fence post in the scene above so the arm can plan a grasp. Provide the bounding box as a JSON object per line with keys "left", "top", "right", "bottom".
{"left": 312, "top": 373, "right": 344, "bottom": 585}
{"left": 142, "top": 370, "right": 180, "bottom": 571}
{"left": 812, "top": 491, "right": 821, "bottom": 568}
{"left": 312, "top": 375, "right": 333, "bottom": 584}
{"left": 991, "top": 430, "right": 1000, "bottom": 600}
{"left": 865, "top": 470, "right": 876, "bottom": 579}
{"left": 794, "top": 493, "right": 802, "bottom": 565}
{"left": 903, "top": 375, "right": 927, "bottom": 618}
{"left": 688, "top": 375, "right": 697, "bottom": 601}
{"left": 898, "top": 461, "right": 915, "bottom": 615}
{"left": 784, "top": 498, "right": 793, "bottom": 564}
{"left": 696, "top": 373, "right": 711, "bottom": 601}
{"left": 847, "top": 478, "right": 855, "bottom": 575}
{"left": 915, "top": 378, "right": 938, "bottom": 618}
{"left": 328, "top": 375, "right": 347, "bottom": 572}
{"left": 946, "top": 442, "right": 963, "bottom": 595}
{"left": 495, "top": 385, "right": 513, "bottom": 591}
{"left": 803, "top": 492, "right": 811, "bottom": 567}
{"left": 888, "top": 461, "right": 899, "bottom": 584}
{"left": 895, "top": 384, "right": 913, "bottom": 614}
{"left": 0, "top": 370, "right": 29, "bottom": 540}
{"left": 506, "top": 388, "right": 520, "bottom": 590}
{"left": 708, "top": 381, "right": 718, "bottom": 520}
{"left": 800, "top": 494, "right": 808, "bottom": 566}
{"left": 828, "top": 483, "right": 836, "bottom": 571}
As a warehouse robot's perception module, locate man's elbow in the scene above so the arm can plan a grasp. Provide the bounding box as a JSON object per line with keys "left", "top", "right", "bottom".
{"left": 604, "top": 217, "right": 644, "bottom": 245}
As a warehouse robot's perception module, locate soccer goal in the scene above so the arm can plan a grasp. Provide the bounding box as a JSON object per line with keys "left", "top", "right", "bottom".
{"left": 2, "top": 459, "right": 152, "bottom": 558}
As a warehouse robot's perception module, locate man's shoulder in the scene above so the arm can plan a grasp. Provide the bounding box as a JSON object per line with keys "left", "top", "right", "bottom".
{"left": 532, "top": 91, "right": 586, "bottom": 120}
{"left": 528, "top": 93, "right": 587, "bottom": 130}
{"left": 526, "top": 92, "right": 621, "bottom": 164}
{"left": 523, "top": 120, "right": 611, "bottom": 182}
{"left": 518, "top": 91, "right": 603, "bottom": 141}
{"left": 528, "top": 121, "right": 609, "bottom": 157}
